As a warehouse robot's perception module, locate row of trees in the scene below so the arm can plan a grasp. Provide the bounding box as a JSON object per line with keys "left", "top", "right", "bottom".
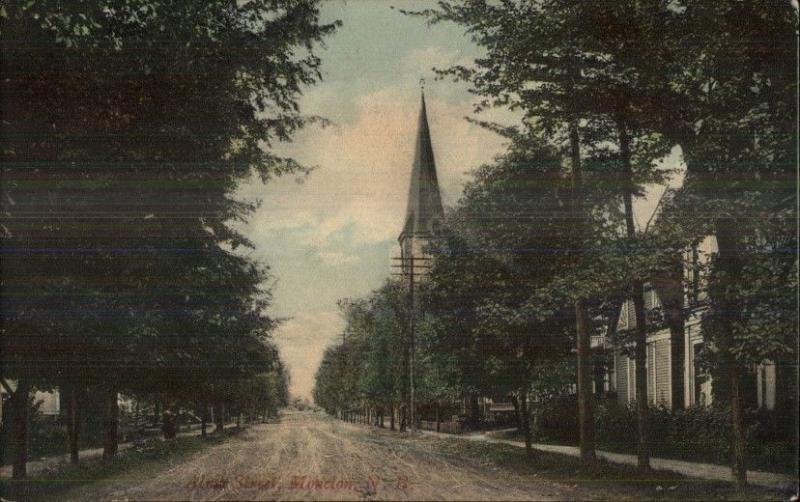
{"left": 314, "top": 288, "right": 413, "bottom": 429}
{"left": 315, "top": 0, "right": 797, "bottom": 487}
{"left": 1, "top": 0, "right": 336, "bottom": 478}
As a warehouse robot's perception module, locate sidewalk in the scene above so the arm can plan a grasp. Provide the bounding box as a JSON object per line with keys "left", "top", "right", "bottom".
{"left": 421, "top": 429, "right": 797, "bottom": 491}
{"left": 0, "top": 422, "right": 234, "bottom": 479}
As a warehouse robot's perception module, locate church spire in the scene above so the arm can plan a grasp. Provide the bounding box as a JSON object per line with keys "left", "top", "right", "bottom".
{"left": 399, "top": 91, "right": 444, "bottom": 242}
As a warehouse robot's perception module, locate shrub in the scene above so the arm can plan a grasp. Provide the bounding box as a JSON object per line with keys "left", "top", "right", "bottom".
{"left": 534, "top": 395, "right": 579, "bottom": 443}
{"left": 593, "top": 403, "right": 796, "bottom": 473}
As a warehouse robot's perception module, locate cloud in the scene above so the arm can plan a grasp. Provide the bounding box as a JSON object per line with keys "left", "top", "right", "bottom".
{"left": 317, "top": 251, "right": 360, "bottom": 266}
{"left": 401, "top": 46, "right": 468, "bottom": 76}
{"left": 243, "top": 86, "right": 512, "bottom": 251}
{"left": 233, "top": 47, "right": 519, "bottom": 399}
{"left": 272, "top": 310, "right": 344, "bottom": 399}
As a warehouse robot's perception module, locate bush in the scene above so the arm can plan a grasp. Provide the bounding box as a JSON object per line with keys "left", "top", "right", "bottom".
{"left": 593, "top": 403, "right": 797, "bottom": 473}
{"left": 0, "top": 398, "right": 136, "bottom": 464}
{"left": 28, "top": 414, "right": 68, "bottom": 460}
{"left": 532, "top": 397, "right": 796, "bottom": 473}
{"left": 535, "top": 395, "right": 578, "bottom": 444}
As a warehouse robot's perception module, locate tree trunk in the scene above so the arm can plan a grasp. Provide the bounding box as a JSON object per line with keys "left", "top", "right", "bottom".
{"left": 569, "top": 118, "right": 596, "bottom": 468}
{"left": 214, "top": 401, "right": 224, "bottom": 433}
{"left": 730, "top": 363, "right": 748, "bottom": 487}
{"left": 201, "top": 401, "right": 208, "bottom": 438}
{"left": 390, "top": 406, "right": 396, "bottom": 431}
{"left": 520, "top": 392, "right": 534, "bottom": 459}
{"left": 510, "top": 394, "right": 523, "bottom": 431}
{"left": 399, "top": 405, "right": 407, "bottom": 432}
{"left": 468, "top": 394, "right": 480, "bottom": 429}
{"left": 11, "top": 380, "right": 30, "bottom": 479}
{"left": 435, "top": 402, "right": 441, "bottom": 433}
{"left": 67, "top": 386, "right": 80, "bottom": 465}
{"left": 134, "top": 399, "right": 140, "bottom": 431}
{"left": 618, "top": 116, "right": 651, "bottom": 472}
{"left": 715, "top": 219, "right": 748, "bottom": 487}
{"left": 633, "top": 285, "right": 651, "bottom": 471}
{"left": 152, "top": 401, "right": 161, "bottom": 428}
{"left": 237, "top": 412, "right": 242, "bottom": 428}
{"left": 162, "top": 408, "right": 177, "bottom": 439}
{"left": 103, "top": 389, "right": 119, "bottom": 460}
{"left": 576, "top": 298, "right": 597, "bottom": 467}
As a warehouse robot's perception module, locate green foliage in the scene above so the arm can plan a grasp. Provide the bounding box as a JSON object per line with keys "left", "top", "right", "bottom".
{"left": 593, "top": 404, "right": 797, "bottom": 474}
{"left": 313, "top": 281, "right": 411, "bottom": 414}
{"left": 1, "top": 0, "right": 337, "bottom": 409}
{"left": 423, "top": 138, "right": 576, "bottom": 399}
{"left": 652, "top": 2, "right": 798, "bottom": 372}
{"left": 409, "top": 3, "right": 797, "bottom": 477}
{"left": 209, "top": 360, "right": 290, "bottom": 420}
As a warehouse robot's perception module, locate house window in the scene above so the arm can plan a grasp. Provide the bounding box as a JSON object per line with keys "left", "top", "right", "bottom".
{"left": 757, "top": 363, "right": 776, "bottom": 410}
{"left": 644, "top": 287, "right": 659, "bottom": 311}
{"left": 692, "top": 344, "right": 712, "bottom": 406}
{"left": 685, "top": 244, "right": 701, "bottom": 305}
{"left": 627, "top": 357, "right": 636, "bottom": 402}
{"left": 690, "top": 245, "right": 700, "bottom": 303}
{"left": 648, "top": 343, "right": 656, "bottom": 405}
{"left": 618, "top": 302, "right": 629, "bottom": 330}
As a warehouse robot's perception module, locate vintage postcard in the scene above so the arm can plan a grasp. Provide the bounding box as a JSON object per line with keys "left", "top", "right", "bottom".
{"left": 1, "top": 1, "right": 798, "bottom": 500}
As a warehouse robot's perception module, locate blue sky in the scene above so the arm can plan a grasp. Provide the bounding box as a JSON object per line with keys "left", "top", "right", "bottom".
{"left": 233, "top": 1, "right": 683, "bottom": 399}
{"left": 233, "top": 0, "right": 515, "bottom": 399}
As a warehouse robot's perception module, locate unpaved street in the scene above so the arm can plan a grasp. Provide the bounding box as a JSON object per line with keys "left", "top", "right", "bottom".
{"left": 60, "top": 411, "right": 586, "bottom": 501}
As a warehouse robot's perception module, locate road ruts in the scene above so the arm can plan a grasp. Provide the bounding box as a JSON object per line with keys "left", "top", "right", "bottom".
{"left": 59, "top": 411, "right": 587, "bottom": 501}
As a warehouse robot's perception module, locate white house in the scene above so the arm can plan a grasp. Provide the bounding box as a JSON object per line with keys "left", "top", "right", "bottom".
{"left": 603, "top": 236, "right": 778, "bottom": 410}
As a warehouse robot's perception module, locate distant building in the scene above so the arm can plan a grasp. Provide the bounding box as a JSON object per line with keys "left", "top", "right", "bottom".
{"left": 1, "top": 383, "right": 133, "bottom": 422}
{"left": 398, "top": 91, "right": 444, "bottom": 281}
{"left": 0, "top": 382, "right": 60, "bottom": 422}
{"left": 397, "top": 93, "right": 516, "bottom": 424}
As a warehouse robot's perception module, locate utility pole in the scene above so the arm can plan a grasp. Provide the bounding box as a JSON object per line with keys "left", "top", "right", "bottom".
{"left": 408, "top": 254, "right": 416, "bottom": 433}
{"left": 391, "top": 253, "right": 430, "bottom": 434}
{"left": 339, "top": 330, "right": 349, "bottom": 421}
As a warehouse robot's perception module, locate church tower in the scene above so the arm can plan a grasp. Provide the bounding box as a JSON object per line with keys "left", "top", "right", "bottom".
{"left": 398, "top": 92, "right": 444, "bottom": 277}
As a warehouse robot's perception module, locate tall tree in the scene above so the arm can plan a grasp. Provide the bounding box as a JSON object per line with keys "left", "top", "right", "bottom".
{"left": 1, "top": 0, "right": 337, "bottom": 474}
{"left": 661, "top": 2, "right": 797, "bottom": 485}
{"left": 407, "top": 0, "right": 667, "bottom": 467}
{"left": 424, "top": 135, "right": 583, "bottom": 455}
{"left": 407, "top": 0, "right": 795, "bottom": 484}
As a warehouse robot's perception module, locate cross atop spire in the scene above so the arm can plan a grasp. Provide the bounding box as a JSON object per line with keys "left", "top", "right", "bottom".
{"left": 399, "top": 92, "right": 444, "bottom": 242}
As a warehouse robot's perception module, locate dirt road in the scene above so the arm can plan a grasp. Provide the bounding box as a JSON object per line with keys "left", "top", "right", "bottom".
{"left": 59, "top": 411, "right": 586, "bottom": 501}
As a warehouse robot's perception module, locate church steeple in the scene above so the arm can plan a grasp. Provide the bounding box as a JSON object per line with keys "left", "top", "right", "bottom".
{"left": 399, "top": 91, "right": 444, "bottom": 243}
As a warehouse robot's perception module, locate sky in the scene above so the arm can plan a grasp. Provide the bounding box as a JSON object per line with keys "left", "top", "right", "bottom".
{"left": 233, "top": 1, "right": 684, "bottom": 400}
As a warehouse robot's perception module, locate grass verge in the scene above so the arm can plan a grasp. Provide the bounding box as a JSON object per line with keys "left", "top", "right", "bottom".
{"left": 0, "top": 430, "right": 241, "bottom": 501}
{"left": 490, "top": 429, "right": 797, "bottom": 476}
{"left": 424, "top": 435, "right": 794, "bottom": 501}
